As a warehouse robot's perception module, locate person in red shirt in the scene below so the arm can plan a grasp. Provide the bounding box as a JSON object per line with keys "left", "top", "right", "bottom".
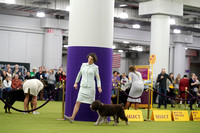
{"left": 11, "top": 74, "right": 22, "bottom": 90}
{"left": 179, "top": 75, "right": 189, "bottom": 99}
{"left": 59, "top": 71, "right": 66, "bottom": 82}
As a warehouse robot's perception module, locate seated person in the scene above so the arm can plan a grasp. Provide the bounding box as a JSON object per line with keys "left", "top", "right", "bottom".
{"left": 11, "top": 74, "right": 22, "bottom": 90}
{"left": 1, "top": 76, "right": 12, "bottom": 98}
{"left": 25, "top": 71, "right": 32, "bottom": 80}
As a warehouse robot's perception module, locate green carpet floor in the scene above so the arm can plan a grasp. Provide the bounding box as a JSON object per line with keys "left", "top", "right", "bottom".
{"left": 0, "top": 101, "right": 199, "bottom": 133}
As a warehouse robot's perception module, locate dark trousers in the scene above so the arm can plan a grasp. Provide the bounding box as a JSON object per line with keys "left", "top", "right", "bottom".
{"left": 44, "top": 84, "right": 55, "bottom": 100}
{"left": 189, "top": 90, "right": 197, "bottom": 109}
{"left": 153, "top": 88, "right": 158, "bottom": 104}
{"left": 158, "top": 88, "right": 167, "bottom": 108}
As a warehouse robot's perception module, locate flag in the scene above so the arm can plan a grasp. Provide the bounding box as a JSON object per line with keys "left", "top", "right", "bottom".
{"left": 112, "top": 54, "right": 121, "bottom": 68}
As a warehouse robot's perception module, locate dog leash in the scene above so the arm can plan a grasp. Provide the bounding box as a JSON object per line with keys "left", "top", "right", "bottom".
{"left": 98, "top": 93, "right": 101, "bottom": 100}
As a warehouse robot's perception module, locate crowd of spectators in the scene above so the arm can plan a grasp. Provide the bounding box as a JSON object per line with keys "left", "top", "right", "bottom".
{"left": 112, "top": 68, "right": 200, "bottom": 110}
{"left": 0, "top": 64, "right": 66, "bottom": 100}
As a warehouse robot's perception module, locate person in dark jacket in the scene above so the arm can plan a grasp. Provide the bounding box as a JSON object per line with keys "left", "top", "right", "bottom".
{"left": 35, "top": 67, "right": 46, "bottom": 80}
{"left": 189, "top": 73, "right": 198, "bottom": 110}
{"left": 157, "top": 68, "right": 172, "bottom": 109}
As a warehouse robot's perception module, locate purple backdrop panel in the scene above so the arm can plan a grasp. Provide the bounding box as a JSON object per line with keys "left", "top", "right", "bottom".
{"left": 65, "top": 46, "right": 113, "bottom": 122}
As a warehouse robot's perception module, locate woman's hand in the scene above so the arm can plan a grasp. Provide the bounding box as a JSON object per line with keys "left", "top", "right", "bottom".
{"left": 74, "top": 83, "right": 78, "bottom": 89}
{"left": 98, "top": 87, "right": 102, "bottom": 93}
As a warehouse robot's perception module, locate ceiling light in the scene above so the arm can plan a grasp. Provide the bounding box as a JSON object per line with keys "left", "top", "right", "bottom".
{"left": 137, "top": 47, "right": 143, "bottom": 52}
{"left": 118, "top": 50, "right": 123, "bottom": 53}
{"left": 36, "top": 11, "right": 45, "bottom": 17}
{"left": 131, "top": 47, "right": 136, "bottom": 50}
{"left": 64, "top": 45, "right": 68, "bottom": 48}
{"left": 112, "top": 45, "right": 116, "bottom": 49}
{"left": 119, "top": 10, "right": 128, "bottom": 19}
{"left": 123, "top": 41, "right": 129, "bottom": 44}
{"left": 135, "top": 46, "right": 143, "bottom": 52}
{"left": 169, "top": 19, "right": 175, "bottom": 25}
{"left": 66, "top": 6, "right": 70, "bottom": 12}
{"left": 173, "top": 29, "right": 181, "bottom": 34}
{"left": 5, "top": 0, "right": 15, "bottom": 4}
{"left": 133, "top": 24, "right": 140, "bottom": 29}
{"left": 185, "top": 47, "right": 188, "bottom": 50}
{"left": 119, "top": 4, "right": 127, "bottom": 7}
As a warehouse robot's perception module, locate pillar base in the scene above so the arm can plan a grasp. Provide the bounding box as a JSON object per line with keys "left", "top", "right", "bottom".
{"left": 65, "top": 46, "right": 112, "bottom": 122}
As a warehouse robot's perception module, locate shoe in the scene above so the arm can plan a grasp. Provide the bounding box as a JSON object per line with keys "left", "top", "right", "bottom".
{"left": 157, "top": 106, "right": 160, "bottom": 108}
{"left": 198, "top": 105, "right": 200, "bottom": 108}
{"left": 171, "top": 106, "right": 175, "bottom": 108}
{"left": 64, "top": 115, "right": 74, "bottom": 123}
{"left": 23, "top": 112, "right": 28, "bottom": 114}
{"left": 190, "top": 108, "right": 194, "bottom": 110}
{"left": 33, "top": 111, "right": 40, "bottom": 115}
{"left": 165, "top": 106, "right": 167, "bottom": 109}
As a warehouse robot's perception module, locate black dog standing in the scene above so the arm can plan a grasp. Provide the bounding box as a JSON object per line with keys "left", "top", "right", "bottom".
{"left": 4, "top": 89, "right": 32, "bottom": 113}
{"left": 90, "top": 100, "right": 129, "bottom": 126}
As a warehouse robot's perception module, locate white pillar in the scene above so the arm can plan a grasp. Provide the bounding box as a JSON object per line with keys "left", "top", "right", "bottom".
{"left": 139, "top": 0, "right": 183, "bottom": 76}
{"left": 65, "top": 0, "right": 115, "bottom": 122}
{"left": 169, "top": 46, "right": 174, "bottom": 73}
{"left": 43, "top": 29, "right": 63, "bottom": 69}
{"left": 68, "top": 0, "right": 114, "bottom": 48}
{"left": 150, "top": 15, "right": 170, "bottom": 75}
{"left": 174, "top": 43, "right": 186, "bottom": 77}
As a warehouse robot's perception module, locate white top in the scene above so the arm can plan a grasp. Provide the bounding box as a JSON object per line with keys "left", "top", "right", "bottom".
{"left": 23, "top": 79, "right": 44, "bottom": 96}
{"left": 127, "top": 71, "right": 144, "bottom": 103}
{"left": 129, "top": 71, "right": 143, "bottom": 84}
{"left": 2, "top": 80, "right": 12, "bottom": 89}
{"left": 75, "top": 63, "right": 101, "bottom": 104}
{"left": 76, "top": 63, "right": 101, "bottom": 88}
{"left": 121, "top": 77, "right": 129, "bottom": 91}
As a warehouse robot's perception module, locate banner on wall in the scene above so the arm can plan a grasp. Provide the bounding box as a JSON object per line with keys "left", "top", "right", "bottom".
{"left": 135, "top": 66, "right": 150, "bottom": 80}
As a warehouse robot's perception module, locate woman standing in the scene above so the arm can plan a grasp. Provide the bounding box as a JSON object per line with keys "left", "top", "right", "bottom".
{"left": 65, "top": 53, "right": 102, "bottom": 122}
{"left": 125, "top": 66, "right": 144, "bottom": 110}
{"left": 175, "top": 74, "right": 181, "bottom": 90}
{"left": 179, "top": 75, "right": 189, "bottom": 100}
{"left": 46, "top": 69, "right": 56, "bottom": 100}
{"left": 167, "top": 73, "right": 175, "bottom": 107}
{"left": 111, "top": 71, "right": 120, "bottom": 104}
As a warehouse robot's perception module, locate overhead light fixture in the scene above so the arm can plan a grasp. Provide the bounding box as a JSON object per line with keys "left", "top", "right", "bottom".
{"left": 63, "top": 45, "right": 68, "bottom": 48}
{"left": 173, "top": 29, "right": 181, "bottom": 34}
{"left": 118, "top": 50, "right": 123, "bottom": 53}
{"left": 112, "top": 45, "right": 116, "bottom": 49}
{"left": 169, "top": 19, "right": 175, "bottom": 25}
{"left": 133, "top": 24, "right": 140, "bottom": 29}
{"left": 185, "top": 47, "right": 188, "bottom": 50}
{"left": 36, "top": 11, "right": 45, "bottom": 17}
{"left": 132, "top": 46, "right": 143, "bottom": 52}
{"left": 137, "top": 47, "right": 143, "bottom": 52}
{"left": 119, "top": 10, "right": 128, "bottom": 19}
{"left": 119, "top": 4, "right": 127, "bottom": 7}
{"left": 5, "top": 0, "right": 15, "bottom": 4}
{"left": 123, "top": 41, "right": 129, "bottom": 44}
{"left": 131, "top": 47, "right": 136, "bottom": 50}
{"left": 66, "top": 5, "right": 70, "bottom": 12}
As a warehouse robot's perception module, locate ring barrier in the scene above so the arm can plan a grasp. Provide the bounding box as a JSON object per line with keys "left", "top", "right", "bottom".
{"left": 0, "top": 87, "right": 61, "bottom": 113}
{"left": 119, "top": 88, "right": 146, "bottom": 99}
{"left": 119, "top": 88, "right": 200, "bottom": 101}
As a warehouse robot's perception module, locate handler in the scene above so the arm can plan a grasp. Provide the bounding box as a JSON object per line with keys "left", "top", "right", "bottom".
{"left": 23, "top": 79, "right": 44, "bottom": 114}
{"left": 65, "top": 53, "right": 102, "bottom": 123}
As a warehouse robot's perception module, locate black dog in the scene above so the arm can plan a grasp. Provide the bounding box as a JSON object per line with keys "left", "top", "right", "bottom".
{"left": 90, "top": 100, "right": 129, "bottom": 126}
{"left": 4, "top": 89, "right": 32, "bottom": 113}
